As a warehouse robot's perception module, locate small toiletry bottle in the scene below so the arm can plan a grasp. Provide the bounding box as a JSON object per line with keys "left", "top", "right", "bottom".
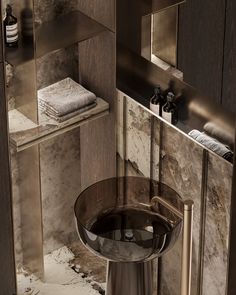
{"left": 150, "top": 85, "right": 163, "bottom": 116}
{"left": 4, "top": 5, "right": 19, "bottom": 48}
{"left": 21, "top": 0, "right": 33, "bottom": 44}
{"left": 162, "top": 92, "right": 178, "bottom": 125}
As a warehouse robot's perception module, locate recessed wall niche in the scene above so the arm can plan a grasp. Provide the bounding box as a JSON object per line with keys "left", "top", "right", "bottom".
{"left": 1, "top": 0, "right": 116, "bottom": 291}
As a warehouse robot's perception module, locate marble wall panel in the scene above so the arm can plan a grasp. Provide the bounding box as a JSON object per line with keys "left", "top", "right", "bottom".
{"left": 11, "top": 127, "right": 81, "bottom": 262}
{"left": 152, "top": 117, "right": 161, "bottom": 181}
{"left": 117, "top": 91, "right": 124, "bottom": 161}
{"left": 159, "top": 124, "right": 204, "bottom": 295}
{"left": 10, "top": 151, "right": 23, "bottom": 267}
{"left": 40, "top": 128, "right": 81, "bottom": 255}
{"left": 117, "top": 92, "right": 161, "bottom": 179}
{"left": 36, "top": 45, "right": 79, "bottom": 90}
{"left": 34, "top": 0, "right": 78, "bottom": 25}
{"left": 6, "top": 64, "right": 16, "bottom": 111}
{"left": 125, "top": 96, "right": 152, "bottom": 177}
{"left": 117, "top": 94, "right": 233, "bottom": 295}
{"left": 202, "top": 154, "right": 233, "bottom": 295}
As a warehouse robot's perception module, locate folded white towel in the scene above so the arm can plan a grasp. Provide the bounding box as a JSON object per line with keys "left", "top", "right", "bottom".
{"left": 38, "top": 78, "right": 97, "bottom": 117}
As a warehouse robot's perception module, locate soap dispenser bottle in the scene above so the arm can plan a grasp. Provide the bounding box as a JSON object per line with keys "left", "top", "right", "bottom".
{"left": 4, "top": 4, "right": 19, "bottom": 48}
{"left": 162, "top": 92, "right": 178, "bottom": 125}
{"left": 150, "top": 85, "right": 163, "bottom": 116}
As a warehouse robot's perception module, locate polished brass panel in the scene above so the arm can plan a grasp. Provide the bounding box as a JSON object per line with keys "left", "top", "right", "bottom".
{"left": 152, "top": 6, "right": 178, "bottom": 66}
{"left": 35, "top": 11, "right": 107, "bottom": 58}
{"left": 141, "top": 15, "right": 152, "bottom": 60}
{"left": 17, "top": 146, "right": 44, "bottom": 279}
{"left": 117, "top": 0, "right": 184, "bottom": 58}
{"left": 13, "top": 60, "right": 38, "bottom": 123}
{"left": 4, "top": 0, "right": 38, "bottom": 124}
{"left": 6, "top": 10, "right": 107, "bottom": 67}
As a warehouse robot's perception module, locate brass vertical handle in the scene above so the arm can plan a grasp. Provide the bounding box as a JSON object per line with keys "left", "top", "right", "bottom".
{"left": 181, "top": 200, "right": 194, "bottom": 295}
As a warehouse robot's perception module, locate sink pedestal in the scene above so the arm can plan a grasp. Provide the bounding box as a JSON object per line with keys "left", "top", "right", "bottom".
{"left": 74, "top": 177, "right": 194, "bottom": 295}
{"left": 107, "top": 259, "right": 158, "bottom": 295}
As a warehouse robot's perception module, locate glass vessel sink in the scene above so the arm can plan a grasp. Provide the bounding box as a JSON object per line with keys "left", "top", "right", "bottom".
{"left": 74, "top": 176, "right": 183, "bottom": 263}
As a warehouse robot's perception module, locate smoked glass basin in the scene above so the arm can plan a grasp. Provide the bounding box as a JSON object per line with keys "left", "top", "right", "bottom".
{"left": 74, "top": 177, "right": 183, "bottom": 262}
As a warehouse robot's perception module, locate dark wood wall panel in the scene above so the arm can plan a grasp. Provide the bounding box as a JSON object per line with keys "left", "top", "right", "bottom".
{"left": 78, "top": 1, "right": 116, "bottom": 190}
{"left": 0, "top": 18, "right": 2, "bottom": 60}
{"left": 79, "top": 31, "right": 116, "bottom": 190}
{"left": 0, "top": 64, "right": 17, "bottom": 294}
{"left": 77, "top": 0, "right": 115, "bottom": 31}
{"left": 222, "top": 0, "right": 236, "bottom": 115}
{"left": 178, "top": 0, "right": 226, "bottom": 103}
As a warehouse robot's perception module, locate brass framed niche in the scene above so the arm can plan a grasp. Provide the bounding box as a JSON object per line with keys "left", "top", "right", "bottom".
{"left": 0, "top": 0, "right": 116, "bottom": 294}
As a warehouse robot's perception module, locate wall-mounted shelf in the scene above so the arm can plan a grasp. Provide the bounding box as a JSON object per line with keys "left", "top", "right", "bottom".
{"left": 117, "top": 44, "right": 235, "bottom": 162}
{"left": 9, "top": 97, "right": 109, "bottom": 152}
{"left": 6, "top": 10, "right": 107, "bottom": 66}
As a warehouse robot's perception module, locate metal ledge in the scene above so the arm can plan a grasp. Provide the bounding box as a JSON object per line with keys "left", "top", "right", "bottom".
{"left": 6, "top": 10, "right": 107, "bottom": 67}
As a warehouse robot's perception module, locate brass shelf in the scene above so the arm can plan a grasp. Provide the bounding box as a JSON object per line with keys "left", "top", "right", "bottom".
{"left": 6, "top": 10, "right": 107, "bottom": 66}
{"left": 9, "top": 97, "right": 109, "bottom": 152}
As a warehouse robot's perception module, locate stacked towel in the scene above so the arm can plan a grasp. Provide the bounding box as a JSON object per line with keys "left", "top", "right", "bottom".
{"left": 188, "top": 129, "right": 233, "bottom": 162}
{"left": 203, "top": 122, "right": 234, "bottom": 150}
{"left": 38, "top": 78, "right": 97, "bottom": 123}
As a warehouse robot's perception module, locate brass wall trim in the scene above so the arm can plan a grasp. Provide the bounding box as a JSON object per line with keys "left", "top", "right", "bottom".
{"left": 226, "top": 128, "right": 236, "bottom": 295}
{"left": 198, "top": 149, "right": 209, "bottom": 295}
{"left": 181, "top": 200, "right": 194, "bottom": 295}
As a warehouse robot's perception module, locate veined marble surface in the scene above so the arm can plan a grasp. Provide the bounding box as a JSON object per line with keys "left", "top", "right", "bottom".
{"left": 34, "top": 0, "right": 78, "bottom": 26}
{"left": 10, "top": 127, "right": 81, "bottom": 264}
{"left": 40, "top": 128, "right": 81, "bottom": 254}
{"left": 10, "top": 151, "right": 23, "bottom": 266}
{"left": 9, "top": 98, "right": 108, "bottom": 151}
{"left": 17, "top": 244, "right": 106, "bottom": 295}
{"left": 37, "top": 46, "right": 79, "bottom": 90}
{"left": 125, "top": 95, "right": 152, "bottom": 177}
{"left": 159, "top": 123, "right": 203, "bottom": 295}
{"left": 117, "top": 92, "right": 233, "bottom": 295}
{"left": 202, "top": 154, "right": 233, "bottom": 295}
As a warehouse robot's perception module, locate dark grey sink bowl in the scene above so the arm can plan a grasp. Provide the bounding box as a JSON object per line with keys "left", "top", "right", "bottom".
{"left": 74, "top": 177, "right": 182, "bottom": 263}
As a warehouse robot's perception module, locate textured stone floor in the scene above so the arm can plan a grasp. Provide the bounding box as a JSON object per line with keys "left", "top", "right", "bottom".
{"left": 17, "top": 242, "right": 106, "bottom": 295}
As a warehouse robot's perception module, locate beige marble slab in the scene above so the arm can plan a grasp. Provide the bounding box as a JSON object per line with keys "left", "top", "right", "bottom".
{"left": 202, "top": 154, "right": 233, "bottom": 295}
{"left": 159, "top": 123, "right": 203, "bottom": 295}
{"left": 9, "top": 97, "right": 109, "bottom": 152}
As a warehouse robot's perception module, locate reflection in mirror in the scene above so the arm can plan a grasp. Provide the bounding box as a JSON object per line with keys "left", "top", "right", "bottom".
{"left": 151, "top": 6, "right": 183, "bottom": 80}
